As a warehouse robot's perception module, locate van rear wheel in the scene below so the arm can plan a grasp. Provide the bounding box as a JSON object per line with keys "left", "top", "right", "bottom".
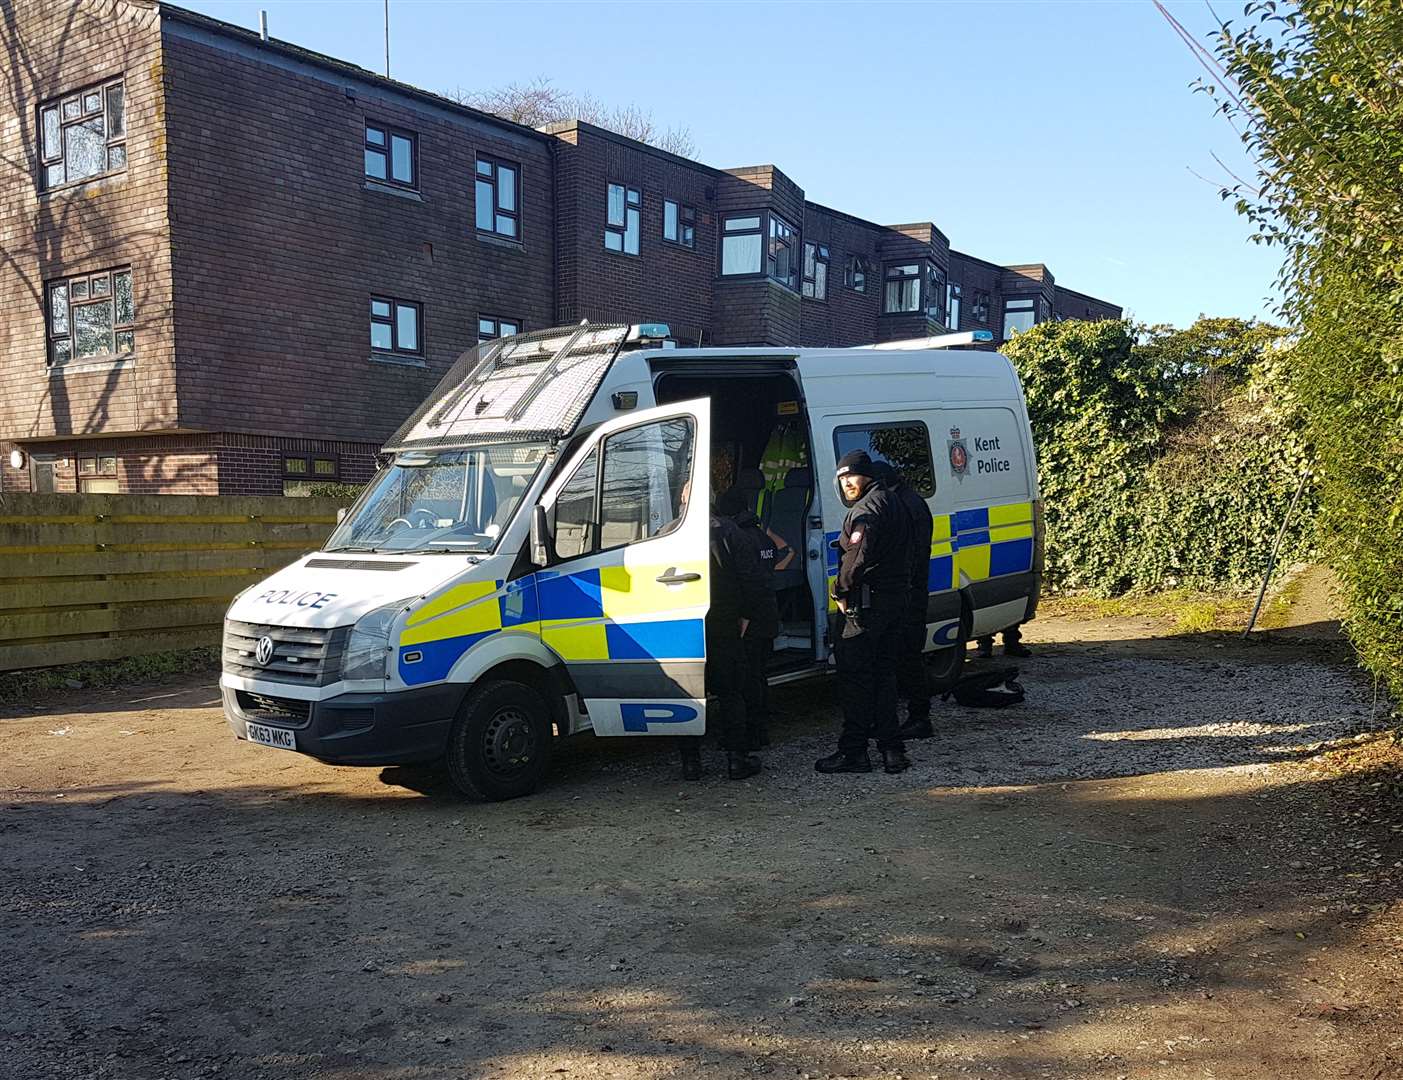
{"left": 926, "top": 632, "right": 967, "bottom": 695}
{"left": 445, "top": 680, "right": 551, "bottom": 801}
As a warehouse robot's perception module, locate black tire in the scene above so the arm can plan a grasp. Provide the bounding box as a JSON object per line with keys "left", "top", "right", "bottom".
{"left": 445, "top": 680, "right": 552, "bottom": 801}
{"left": 927, "top": 624, "right": 968, "bottom": 694}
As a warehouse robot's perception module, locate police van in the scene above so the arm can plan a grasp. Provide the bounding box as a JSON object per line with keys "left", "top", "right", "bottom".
{"left": 221, "top": 322, "right": 1042, "bottom": 799}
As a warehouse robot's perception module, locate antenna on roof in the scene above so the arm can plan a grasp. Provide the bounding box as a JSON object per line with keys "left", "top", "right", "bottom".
{"left": 259, "top": 10, "right": 268, "bottom": 41}
{"left": 383, "top": 0, "right": 391, "bottom": 78}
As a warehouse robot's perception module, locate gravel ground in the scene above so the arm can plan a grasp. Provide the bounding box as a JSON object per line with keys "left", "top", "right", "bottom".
{"left": 1, "top": 615, "right": 1400, "bottom": 1080}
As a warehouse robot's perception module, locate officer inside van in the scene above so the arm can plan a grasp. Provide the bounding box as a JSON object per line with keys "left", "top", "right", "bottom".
{"left": 816, "top": 450, "right": 913, "bottom": 776}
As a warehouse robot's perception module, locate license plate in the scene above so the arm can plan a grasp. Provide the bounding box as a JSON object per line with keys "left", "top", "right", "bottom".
{"left": 245, "top": 721, "right": 297, "bottom": 751}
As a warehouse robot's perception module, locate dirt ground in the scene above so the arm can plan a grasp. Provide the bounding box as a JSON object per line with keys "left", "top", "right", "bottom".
{"left": 2, "top": 610, "right": 1401, "bottom": 1080}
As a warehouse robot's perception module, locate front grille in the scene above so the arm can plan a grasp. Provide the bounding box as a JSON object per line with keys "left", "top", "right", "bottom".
{"left": 222, "top": 620, "right": 351, "bottom": 686}
{"left": 236, "top": 691, "right": 312, "bottom": 728}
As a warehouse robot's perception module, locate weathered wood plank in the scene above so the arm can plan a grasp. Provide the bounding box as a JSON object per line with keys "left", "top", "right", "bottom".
{"left": 0, "top": 493, "right": 344, "bottom": 519}
{"left": 0, "top": 602, "right": 232, "bottom": 643}
{"left": 0, "top": 520, "right": 332, "bottom": 552}
{"left": 0, "top": 547, "right": 310, "bottom": 578}
{"left": 0, "top": 629, "right": 223, "bottom": 673}
{"left": 0, "top": 494, "right": 348, "bottom": 670}
{"left": 0, "top": 571, "right": 267, "bottom": 610}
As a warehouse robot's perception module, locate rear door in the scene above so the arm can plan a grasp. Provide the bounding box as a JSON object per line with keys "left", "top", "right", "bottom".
{"left": 535, "top": 399, "right": 711, "bottom": 736}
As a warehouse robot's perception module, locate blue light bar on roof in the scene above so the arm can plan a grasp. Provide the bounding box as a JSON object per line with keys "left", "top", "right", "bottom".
{"left": 626, "top": 323, "right": 672, "bottom": 342}
{"left": 971, "top": 329, "right": 994, "bottom": 342}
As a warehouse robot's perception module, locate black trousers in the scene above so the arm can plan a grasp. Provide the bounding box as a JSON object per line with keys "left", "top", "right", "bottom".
{"left": 706, "top": 630, "right": 749, "bottom": 752}
{"left": 896, "top": 604, "right": 931, "bottom": 722}
{"left": 835, "top": 602, "right": 904, "bottom": 754}
{"left": 741, "top": 631, "right": 774, "bottom": 748}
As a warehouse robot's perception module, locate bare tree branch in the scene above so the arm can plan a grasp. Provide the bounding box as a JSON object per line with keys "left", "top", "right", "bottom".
{"left": 446, "top": 77, "right": 696, "bottom": 158}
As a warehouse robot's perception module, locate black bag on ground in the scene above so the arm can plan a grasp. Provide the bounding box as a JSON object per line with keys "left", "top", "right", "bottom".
{"left": 943, "top": 666, "right": 1024, "bottom": 708}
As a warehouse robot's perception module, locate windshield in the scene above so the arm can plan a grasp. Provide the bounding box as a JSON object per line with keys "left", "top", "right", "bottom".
{"left": 325, "top": 443, "right": 548, "bottom": 554}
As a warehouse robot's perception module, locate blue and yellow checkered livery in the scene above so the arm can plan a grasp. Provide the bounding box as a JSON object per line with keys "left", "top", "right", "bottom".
{"left": 396, "top": 564, "right": 708, "bottom": 686}
{"left": 825, "top": 500, "right": 1036, "bottom": 611}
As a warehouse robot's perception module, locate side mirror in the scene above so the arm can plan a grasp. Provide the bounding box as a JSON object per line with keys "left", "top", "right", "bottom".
{"left": 336, "top": 507, "right": 349, "bottom": 524}
{"left": 530, "top": 504, "right": 551, "bottom": 567}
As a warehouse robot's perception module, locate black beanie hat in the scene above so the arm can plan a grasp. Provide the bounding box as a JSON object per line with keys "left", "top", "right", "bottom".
{"left": 835, "top": 449, "right": 877, "bottom": 479}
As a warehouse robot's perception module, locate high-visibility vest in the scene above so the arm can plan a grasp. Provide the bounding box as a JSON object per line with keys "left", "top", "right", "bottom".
{"left": 757, "top": 419, "right": 807, "bottom": 520}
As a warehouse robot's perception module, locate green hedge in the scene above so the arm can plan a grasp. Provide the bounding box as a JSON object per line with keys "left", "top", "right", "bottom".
{"left": 1002, "top": 317, "right": 1313, "bottom": 596}
{"left": 1201, "top": 0, "right": 1403, "bottom": 701}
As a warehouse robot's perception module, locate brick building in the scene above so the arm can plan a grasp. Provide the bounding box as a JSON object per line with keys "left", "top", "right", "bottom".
{"left": 0, "top": 1, "right": 1121, "bottom": 496}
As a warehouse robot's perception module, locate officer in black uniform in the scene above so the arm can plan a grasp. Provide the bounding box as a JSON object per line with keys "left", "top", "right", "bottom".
{"left": 695, "top": 507, "right": 768, "bottom": 780}
{"left": 716, "top": 486, "right": 794, "bottom": 750}
{"left": 874, "top": 462, "right": 936, "bottom": 740}
{"left": 816, "top": 450, "right": 913, "bottom": 775}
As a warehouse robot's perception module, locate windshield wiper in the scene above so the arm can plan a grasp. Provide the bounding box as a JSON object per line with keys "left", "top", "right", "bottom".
{"left": 325, "top": 546, "right": 382, "bottom": 554}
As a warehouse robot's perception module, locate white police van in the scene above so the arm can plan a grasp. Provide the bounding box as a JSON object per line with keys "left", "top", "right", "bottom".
{"left": 222, "top": 323, "right": 1042, "bottom": 799}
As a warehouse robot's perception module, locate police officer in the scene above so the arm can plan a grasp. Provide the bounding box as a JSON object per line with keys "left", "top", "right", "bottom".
{"left": 717, "top": 486, "right": 794, "bottom": 750}
{"left": 816, "top": 450, "right": 913, "bottom": 775}
{"left": 695, "top": 506, "right": 768, "bottom": 781}
{"left": 874, "top": 462, "right": 936, "bottom": 741}
{"left": 976, "top": 625, "right": 1032, "bottom": 659}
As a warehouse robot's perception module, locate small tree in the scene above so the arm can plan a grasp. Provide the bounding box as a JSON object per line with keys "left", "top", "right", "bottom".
{"left": 449, "top": 77, "right": 696, "bottom": 158}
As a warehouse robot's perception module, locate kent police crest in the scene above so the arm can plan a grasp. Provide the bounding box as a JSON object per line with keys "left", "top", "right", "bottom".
{"left": 947, "top": 427, "right": 969, "bottom": 480}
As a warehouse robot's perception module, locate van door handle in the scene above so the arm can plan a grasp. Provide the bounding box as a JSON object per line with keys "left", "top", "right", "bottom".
{"left": 656, "top": 567, "right": 701, "bottom": 585}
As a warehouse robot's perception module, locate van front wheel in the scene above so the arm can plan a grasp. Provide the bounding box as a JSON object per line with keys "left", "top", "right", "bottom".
{"left": 445, "top": 680, "right": 552, "bottom": 801}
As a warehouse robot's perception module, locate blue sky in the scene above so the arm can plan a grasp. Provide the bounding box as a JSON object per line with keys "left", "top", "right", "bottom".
{"left": 177, "top": 0, "right": 1281, "bottom": 329}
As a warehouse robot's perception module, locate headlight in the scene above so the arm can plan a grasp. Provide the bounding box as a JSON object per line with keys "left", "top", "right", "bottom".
{"left": 342, "top": 599, "right": 412, "bottom": 681}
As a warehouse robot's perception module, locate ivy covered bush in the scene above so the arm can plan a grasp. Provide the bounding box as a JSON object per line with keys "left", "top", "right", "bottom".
{"left": 1002, "top": 316, "right": 1313, "bottom": 596}
{"left": 1201, "top": 0, "right": 1403, "bottom": 700}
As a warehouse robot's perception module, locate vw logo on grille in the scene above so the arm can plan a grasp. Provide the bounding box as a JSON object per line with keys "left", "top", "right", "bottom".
{"left": 254, "top": 636, "right": 276, "bottom": 666}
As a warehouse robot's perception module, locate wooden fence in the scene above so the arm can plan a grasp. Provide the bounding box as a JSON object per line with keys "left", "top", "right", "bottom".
{"left": 0, "top": 493, "right": 342, "bottom": 672}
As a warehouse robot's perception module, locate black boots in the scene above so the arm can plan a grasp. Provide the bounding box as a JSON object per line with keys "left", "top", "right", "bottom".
{"left": 1004, "top": 641, "right": 1032, "bottom": 658}
{"left": 727, "top": 752, "right": 762, "bottom": 780}
{"left": 814, "top": 750, "right": 873, "bottom": 774}
{"left": 898, "top": 720, "right": 933, "bottom": 740}
{"left": 815, "top": 748, "right": 910, "bottom": 774}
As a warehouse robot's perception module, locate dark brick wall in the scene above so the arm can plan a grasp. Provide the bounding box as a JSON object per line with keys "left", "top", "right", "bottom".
{"left": 0, "top": 1, "right": 178, "bottom": 454}
{"left": 160, "top": 20, "right": 555, "bottom": 446}
{"left": 948, "top": 251, "right": 1003, "bottom": 337}
{"left": 1054, "top": 285, "right": 1122, "bottom": 323}
{"left": 8, "top": 432, "right": 381, "bottom": 496}
{"left": 1, "top": 3, "right": 1125, "bottom": 497}
{"left": 796, "top": 207, "right": 872, "bottom": 348}
{"left": 551, "top": 123, "right": 717, "bottom": 346}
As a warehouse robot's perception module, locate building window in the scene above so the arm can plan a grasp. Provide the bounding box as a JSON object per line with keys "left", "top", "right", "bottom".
{"left": 370, "top": 296, "right": 421, "bottom": 355}
{"left": 946, "top": 282, "right": 962, "bottom": 330}
{"left": 926, "top": 264, "right": 946, "bottom": 325}
{"left": 1003, "top": 297, "right": 1038, "bottom": 339}
{"left": 802, "top": 242, "right": 829, "bottom": 300}
{"left": 77, "top": 454, "right": 119, "bottom": 494}
{"left": 663, "top": 199, "right": 696, "bottom": 248}
{"left": 721, "top": 214, "right": 763, "bottom": 276}
{"left": 284, "top": 455, "right": 339, "bottom": 496}
{"left": 604, "top": 183, "right": 640, "bottom": 255}
{"left": 767, "top": 214, "right": 799, "bottom": 290}
{"left": 39, "top": 78, "right": 125, "bottom": 192}
{"left": 845, "top": 255, "right": 869, "bottom": 293}
{"left": 46, "top": 267, "right": 135, "bottom": 366}
{"left": 972, "top": 290, "right": 991, "bottom": 324}
{"left": 475, "top": 156, "right": 519, "bottom": 239}
{"left": 478, "top": 316, "right": 521, "bottom": 343}
{"left": 364, "top": 122, "right": 416, "bottom": 188}
{"left": 883, "top": 263, "right": 922, "bottom": 314}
